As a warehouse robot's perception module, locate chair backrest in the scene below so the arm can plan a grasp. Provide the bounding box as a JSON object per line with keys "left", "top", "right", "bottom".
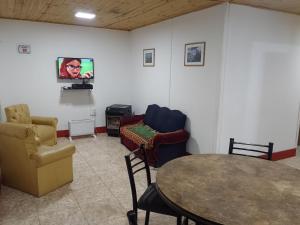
{"left": 229, "top": 138, "right": 274, "bottom": 160}
{"left": 5, "top": 104, "right": 32, "bottom": 124}
{"left": 125, "top": 144, "right": 151, "bottom": 214}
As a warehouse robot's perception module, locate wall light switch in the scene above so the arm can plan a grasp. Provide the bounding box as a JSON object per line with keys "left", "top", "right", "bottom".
{"left": 17, "top": 44, "right": 31, "bottom": 54}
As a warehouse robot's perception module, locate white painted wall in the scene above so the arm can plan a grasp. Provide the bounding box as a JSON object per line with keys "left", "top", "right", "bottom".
{"left": 130, "top": 4, "right": 227, "bottom": 154}
{"left": 217, "top": 4, "right": 300, "bottom": 153}
{"left": 130, "top": 20, "right": 173, "bottom": 114}
{"left": 0, "top": 19, "right": 131, "bottom": 130}
{"left": 1, "top": 4, "right": 299, "bottom": 155}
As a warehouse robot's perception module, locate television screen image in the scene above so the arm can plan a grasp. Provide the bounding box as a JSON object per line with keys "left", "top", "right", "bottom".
{"left": 57, "top": 57, "right": 94, "bottom": 79}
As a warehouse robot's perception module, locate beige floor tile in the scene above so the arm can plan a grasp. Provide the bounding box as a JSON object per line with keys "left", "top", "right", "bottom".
{"left": 73, "top": 160, "right": 93, "bottom": 175}
{"left": 144, "top": 212, "right": 178, "bottom": 225}
{"left": 95, "top": 168, "right": 127, "bottom": 182}
{"left": 80, "top": 198, "right": 124, "bottom": 225}
{"left": 116, "top": 195, "right": 133, "bottom": 211}
{"left": 35, "top": 186, "right": 77, "bottom": 214}
{"left": 73, "top": 152, "right": 87, "bottom": 166}
{"left": 107, "top": 216, "right": 129, "bottom": 225}
{"left": 0, "top": 198, "right": 38, "bottom": 222}
{"left": 38, "top": 205, "right": 88, "bottom": 225}
{"left": 0, "top": 186, "right": 38, "bottom": 221}
{"left": 0, "top": 215, "right": 40, "bottom": 225}
{"left": 72, "top": 182, "right": 113, "bottom": 206}
{"left": 68, "top": 169, "right": 102, "bottom": 191}
{"left": 279, "top": 156, "right": 300, "bottom": 170}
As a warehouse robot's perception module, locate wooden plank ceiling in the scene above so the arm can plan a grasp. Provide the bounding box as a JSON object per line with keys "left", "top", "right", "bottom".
{"left": 0, "top": 0, "right": 299, "bottom": 31}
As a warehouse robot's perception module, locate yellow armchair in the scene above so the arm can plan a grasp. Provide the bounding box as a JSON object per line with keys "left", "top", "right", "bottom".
{"left": 5, "top": 104, "right": 57, "bottom": 145}
{"left": 0, "top": 122, "right": 75, "bottom": 196}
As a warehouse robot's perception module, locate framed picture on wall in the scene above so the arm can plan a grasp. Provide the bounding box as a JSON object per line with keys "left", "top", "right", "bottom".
{"left": 184, "top": 42, "right": 205, "bottom": 66}
{"left": 143, "top": 48, "right": 155, "bottom": 67}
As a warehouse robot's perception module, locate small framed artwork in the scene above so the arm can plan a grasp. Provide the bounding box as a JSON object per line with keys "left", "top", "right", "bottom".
{"left": 143, "top": 48, "right": 155, "bottom": 67}
{"left": 184, "top": 42, "right": 206, "bottom": 66}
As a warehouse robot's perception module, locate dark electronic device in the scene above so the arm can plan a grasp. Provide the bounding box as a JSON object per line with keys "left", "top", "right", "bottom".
{"left": 106, "top": 104, "right": 132, "bottom": 136}
{"left": 71, "top": 83, "right": 93, "bottom": 89}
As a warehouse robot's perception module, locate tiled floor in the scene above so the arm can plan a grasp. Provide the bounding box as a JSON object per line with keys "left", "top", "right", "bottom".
{"left": 278, "top": 146, "right": 300, "bottom": 170}
{"left": 0, "top": 134, "right": 299, "bottom": 225}
{"left": 0, "top": 134, "right": 175, "bottom": 225}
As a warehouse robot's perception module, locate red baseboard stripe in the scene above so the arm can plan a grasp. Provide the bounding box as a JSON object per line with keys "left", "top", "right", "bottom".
{"left": 95, "top": 127, "right": 107, "bottom": 133}
{"left": 57, "top": 130, "right": 69, "bottom": 137}
{"left": 57, "top": 126, "right": 106, "bottom": 138}
{"left": 272, "top": 148, "right": 296, "bottom": 161}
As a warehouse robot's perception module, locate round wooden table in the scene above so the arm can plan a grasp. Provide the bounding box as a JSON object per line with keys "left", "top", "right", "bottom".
{"left": 156, "top": 155, "right": 300, "bottom": 225}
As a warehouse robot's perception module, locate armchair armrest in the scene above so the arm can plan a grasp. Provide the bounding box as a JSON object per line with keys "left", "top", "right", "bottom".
{"left": 31, "top": 116, "right": 58, "bottom": 128}
{"left": 0, "top": 122, "right": 36, "bottom": 139}
{"left": 120, "top": 114, "right": 144, "bottom": 127}
{"left": 153, "top": 129, "right": 189, "bottom": 145}
{"left": 31, "top": 143, "right": 75, "bottom": 167}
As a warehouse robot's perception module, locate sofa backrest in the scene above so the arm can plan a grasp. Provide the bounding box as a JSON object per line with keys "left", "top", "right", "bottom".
{"left": 144, "top": 105, "right": 187, "bottom": 133}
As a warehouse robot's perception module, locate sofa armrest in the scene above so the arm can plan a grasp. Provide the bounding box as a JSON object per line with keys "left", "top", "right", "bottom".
{"left": 31, "top": 143, "right": 75, "bottom": 167}
{"left": 153, "top": 129, "right": 189, "bottom": 145}
{"left": 120, "top": 114, "right": 144, "bottom": 127}
{"left": 31, "top": 116, "right": 58, "bottom": 128}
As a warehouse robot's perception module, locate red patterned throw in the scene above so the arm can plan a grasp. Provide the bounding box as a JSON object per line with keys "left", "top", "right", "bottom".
{"left": 120, "top": 123, "right": 157, "bottom": 149}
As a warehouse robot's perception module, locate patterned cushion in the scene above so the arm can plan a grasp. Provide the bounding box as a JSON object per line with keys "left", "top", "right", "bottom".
{"left": 145, "top": 105, "right": 187, "bottom": 133}
{"left": 120, "top": 123, "right": 157, "bottom": 149}
{"left": 152, "top": 107, "right": 170, "bottom": 132}
{"left": 160, "top": 109, "right": 186, "bottom": 132}
{"left": 144, "top": 104, "right": 160, "bottom": 128}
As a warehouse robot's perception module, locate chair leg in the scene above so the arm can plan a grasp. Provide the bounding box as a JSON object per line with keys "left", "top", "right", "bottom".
{"left": 176, "top": 216, "right": 182, "bottom": 225}
{"left": 183, "top": 217, "right": 189, "bottom": 225}
{"left": 127, "top": 210, "right": 137, "bottom": 225}
{"left": 144, "top": 210, "right": 150, "bottom": 225}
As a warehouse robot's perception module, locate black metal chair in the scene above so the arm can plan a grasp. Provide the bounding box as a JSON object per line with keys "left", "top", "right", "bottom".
{"left": 229, "top": 138, "right": 274, "bottom": 160}
{"left": 125, "top": 144, "right": 183, "bottom": 225}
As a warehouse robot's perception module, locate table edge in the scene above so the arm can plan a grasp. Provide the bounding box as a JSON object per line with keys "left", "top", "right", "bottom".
{"left": 155, "top": 183, "right": 222, "bottom": 225}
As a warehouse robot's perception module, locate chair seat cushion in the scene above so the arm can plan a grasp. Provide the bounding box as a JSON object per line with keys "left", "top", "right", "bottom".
{"left": 35, "top": 125, "right": 56, "bottom": 144}
{"left": 120, "top": 123, "right": 157, "bottom": 149}
{"left": 137, "top": 183, "right": 178, "bottom": 216}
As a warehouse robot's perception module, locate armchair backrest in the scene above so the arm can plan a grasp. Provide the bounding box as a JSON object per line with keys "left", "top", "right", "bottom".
{"left": 5, "top": 104, "right": 32, "bottom": 124}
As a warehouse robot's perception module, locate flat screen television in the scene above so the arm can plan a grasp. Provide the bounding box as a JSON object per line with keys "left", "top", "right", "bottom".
{"left": 57, "top": 57, "right": 94, "bottom": 79}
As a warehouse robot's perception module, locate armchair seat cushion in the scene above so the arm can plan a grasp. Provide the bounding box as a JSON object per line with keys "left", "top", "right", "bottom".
{"left": 33, "top": 143, "right": 75, "bottom": 167}
{"left": 35, "top": 125, "right": 56, "bottom": 144}
{"left": 120, "top": 123, "right": 157, "bottom": 149}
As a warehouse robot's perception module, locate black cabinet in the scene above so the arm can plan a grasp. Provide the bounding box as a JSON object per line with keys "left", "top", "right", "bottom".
{"left": 106, "top": 104, "right": 132, "bottom": 136}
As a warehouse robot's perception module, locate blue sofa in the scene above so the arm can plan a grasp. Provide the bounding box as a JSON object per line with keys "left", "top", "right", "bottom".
{"left": 120, "top": 104, "right": 190, "bottom": 167}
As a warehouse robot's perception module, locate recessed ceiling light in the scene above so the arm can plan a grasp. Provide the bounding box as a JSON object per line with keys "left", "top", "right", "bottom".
{"left": 75, "top": 12, "right": 96, "bottom": 19}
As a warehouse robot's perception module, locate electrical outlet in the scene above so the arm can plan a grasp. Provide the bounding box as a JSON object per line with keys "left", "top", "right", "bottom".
{"left": 90, "top": 109, "right": 96, "bottom": 116}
